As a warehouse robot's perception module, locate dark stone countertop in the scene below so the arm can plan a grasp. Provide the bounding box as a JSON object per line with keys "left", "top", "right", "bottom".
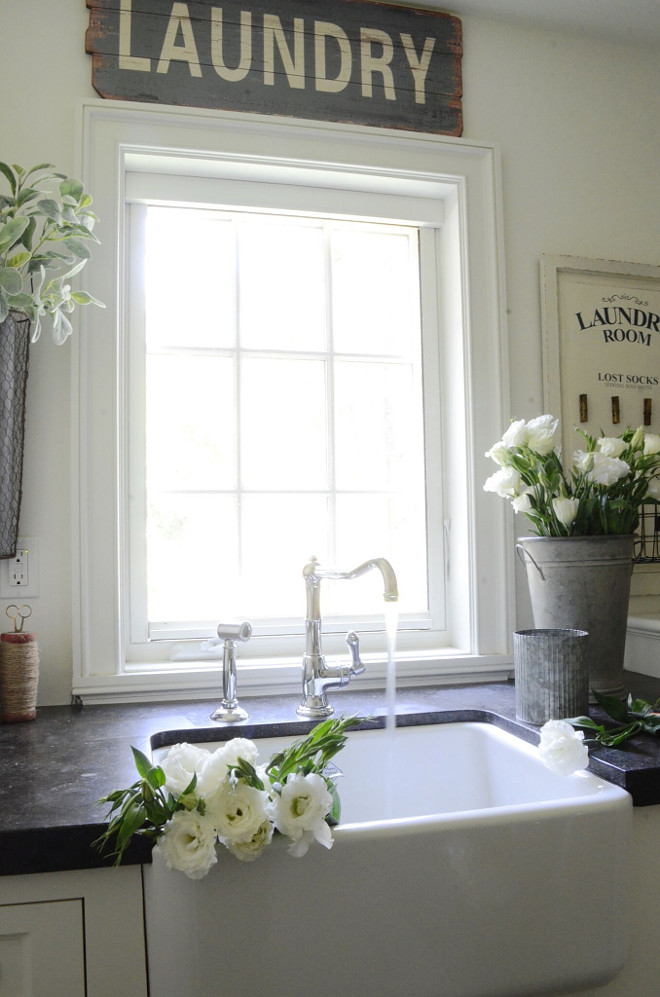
{"left": 2, "top": 672, "right": 660, "bottom": 878}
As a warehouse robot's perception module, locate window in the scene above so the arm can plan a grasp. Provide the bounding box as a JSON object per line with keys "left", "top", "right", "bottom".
{"left": 132, "top": 206, "right": 429, "bottom": 641}
{"left": 74, "top": 101, "right": 511, "bottom": 703}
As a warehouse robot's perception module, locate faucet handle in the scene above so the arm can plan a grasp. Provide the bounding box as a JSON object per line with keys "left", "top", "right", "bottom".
{"left": 345, "top": 631, "right": 364, "bottom": 675}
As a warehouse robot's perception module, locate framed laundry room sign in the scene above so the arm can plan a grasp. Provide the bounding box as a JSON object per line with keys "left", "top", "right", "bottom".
{"left": 85, "top": 0, "right": 463, "bottom": 134}
{"left": 541, "top": 255, "right": 660, "bottom": 459}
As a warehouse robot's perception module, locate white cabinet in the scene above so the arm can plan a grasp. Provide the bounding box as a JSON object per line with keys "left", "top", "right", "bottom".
{"left": 0, "top": 866, "right": 148, "bottom": 997}
{"left": 0, "top": 899, "right": 85, "bottom": 996}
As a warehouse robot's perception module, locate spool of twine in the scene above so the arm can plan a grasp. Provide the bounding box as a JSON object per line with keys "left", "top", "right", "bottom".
{"left": 0, "top": 631, "right": 39, "bottom": 722}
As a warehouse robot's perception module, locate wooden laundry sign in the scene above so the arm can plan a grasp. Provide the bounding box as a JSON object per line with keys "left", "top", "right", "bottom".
{"left": 85, "top": 0, "right": 463, "bottom": 134}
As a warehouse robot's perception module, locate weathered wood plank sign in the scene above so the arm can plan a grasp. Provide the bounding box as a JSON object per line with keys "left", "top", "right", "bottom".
{"left": 86, "top": 0, "right": 463, "bottom": 134}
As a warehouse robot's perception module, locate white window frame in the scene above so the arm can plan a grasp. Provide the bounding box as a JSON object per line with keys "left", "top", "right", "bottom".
{"left": 73, "top": 98, "right": 513, "bottom": 704}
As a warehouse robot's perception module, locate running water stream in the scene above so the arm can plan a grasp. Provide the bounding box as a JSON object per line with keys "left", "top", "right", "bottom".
{"left": 384, "top": 601, "right": 399, "bottom": 735}
{"left": 384, "top": 602, "right": 399, "bottom": 816}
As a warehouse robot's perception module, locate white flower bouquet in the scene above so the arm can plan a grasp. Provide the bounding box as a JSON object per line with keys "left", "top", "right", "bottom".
{"left": 484, "top": 415, "right": 660, "bottom": 535}
{"left": 96, "top": 716, "right": 362, "bottom": 879}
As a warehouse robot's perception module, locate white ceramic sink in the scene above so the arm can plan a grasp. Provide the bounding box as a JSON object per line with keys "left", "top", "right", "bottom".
{"left": 144, "top": 718, "right": 632, "bottom": 997}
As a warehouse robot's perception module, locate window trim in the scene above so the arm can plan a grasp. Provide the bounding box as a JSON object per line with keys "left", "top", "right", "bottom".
{"left": 73, "top": 98, "right": 513, "bottom": 703}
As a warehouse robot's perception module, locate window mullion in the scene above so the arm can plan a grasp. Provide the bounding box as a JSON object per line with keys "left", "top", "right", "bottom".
{"left": 324, "top": 223, "right": 337, "bottom": 564}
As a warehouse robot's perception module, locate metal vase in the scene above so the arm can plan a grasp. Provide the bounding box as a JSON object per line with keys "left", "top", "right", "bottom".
{"left": 516, "top": 534, "right": 635, "bottom": 698}
{"left": 0, "top": 311, "right": 31, "bottom": 558}
{"left": 514, "top": 628, "right": 589, "bottom": 724}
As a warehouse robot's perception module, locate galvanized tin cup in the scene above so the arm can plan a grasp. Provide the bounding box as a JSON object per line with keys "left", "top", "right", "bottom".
{"left": 514, "top": 628, "right": 589, "bottom": 725}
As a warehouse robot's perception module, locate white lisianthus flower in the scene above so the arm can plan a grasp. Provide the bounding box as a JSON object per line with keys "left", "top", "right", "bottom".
{"left": 573, "top": 450, "right": 630, "bottom": 486}
{"left": 224, "top": 819, "right": 274, "bottom": 862}
{"left": 538, "top": 720, "right": 589, "bottom": 776}
{"left": 644, "top": 433, "right": 660, "bottom": 456}
{"left": 156, "top": 809, "right": 218, "bottom": 880}
{"left": 484, "top": 441, "right": 510, "bottom": 466}
{"left": 483, "top": 466, "right": 522, "bottom": 498}
{"left": 525, "top": 414, "right": 558, "bottom": 455}
{"left": 159, "top": 742, "right": 211, "bottom": 798}
{"left": 501, "top": 418, "right": 527, "bottom": 447}
{"left": 645, "top": 475, "right": 660, "bottom": 501}
{"left": 552, "top": 496, "right": 579, "bottom": 528}
{"left": 271, "top": 772, "right": 334, "bottom": 857}
{"left": 197, "top": 737, "right": 259, "bottom": 795}
{"left": 512, "top": 490, "right": 533, "bottom": 514}
{"left": 206, "top": 781, "right": 271, "bottom": 844}
{"left": 597, "top": 436, "right": 627, "bottom": 459}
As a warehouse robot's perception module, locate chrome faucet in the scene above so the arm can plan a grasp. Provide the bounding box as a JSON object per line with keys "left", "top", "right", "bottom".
{"left": 297, "top": 556, "right": 398, "bottom": 718}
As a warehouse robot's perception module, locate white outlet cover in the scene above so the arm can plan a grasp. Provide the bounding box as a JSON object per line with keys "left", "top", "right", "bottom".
{"left": 0, "top": 536, "right": 39, "bottom": 598}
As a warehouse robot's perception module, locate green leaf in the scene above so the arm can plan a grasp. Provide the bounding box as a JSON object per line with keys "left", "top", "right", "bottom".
{"left": 131, "top": 746, "right": 153, "bottom": 780}
{"left": 62, "top": 237, "right": 92, "bottom": 260}
{"left": 596, "top": 722, "right": 642, "bottom": 747}
{"left": 71, "top": 290, "right": 105, "bottom": 308}
{"left": 0, "top": 216, "right": 29, "bottom": 253}
{"left": 6, "top": 251, "right": 30, "bottom": 270}
{"left": 7, "top": 293, "right": 36, "bottom": 312}
{"left": 567, "top": 715, "right": 603, "bottom": 731}
{"left": 59, "top": 178, "right": 85, "bottom": 202}
{"left": 592, "top": 688, "right": 630, "bottom": 724}
{"left": 0, "top": 161, "right": 17, "bottom": 194}
{"left": 327, "top": 778, "right": 341, "bottom": 825}
{"left": 116, "top": 800, "right": 148, "bottom": 851}
{"left": 36, "top": 198, "right": 61, "bottom": 222}
{"left": 24, "top": 162, "right": 56, "bottom": 179}
{"left": 0, "top": 268, "right": 22, "bottom": 293}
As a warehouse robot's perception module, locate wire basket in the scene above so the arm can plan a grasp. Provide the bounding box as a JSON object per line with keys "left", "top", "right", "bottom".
{"left": 0, "top": 310, "right": 31, "bottom": 558}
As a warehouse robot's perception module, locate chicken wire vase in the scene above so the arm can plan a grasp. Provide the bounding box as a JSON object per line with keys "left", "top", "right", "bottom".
{"left": 0, "top": 311, "right": 30, "bottom": 558}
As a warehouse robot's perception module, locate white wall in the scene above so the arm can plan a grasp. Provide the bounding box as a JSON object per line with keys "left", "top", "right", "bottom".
{"left": 2, "top": 3, "right": 660, "bottom": 706}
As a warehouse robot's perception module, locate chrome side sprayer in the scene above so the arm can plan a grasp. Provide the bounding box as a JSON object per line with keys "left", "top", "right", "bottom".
{"left": 210, "top": 621, "right": 252, "bottom": 723}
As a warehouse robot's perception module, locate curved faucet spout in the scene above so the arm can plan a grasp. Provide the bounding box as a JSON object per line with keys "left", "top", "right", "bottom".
{"left": 297, "top": 556, "right": 398, "bottom": 718}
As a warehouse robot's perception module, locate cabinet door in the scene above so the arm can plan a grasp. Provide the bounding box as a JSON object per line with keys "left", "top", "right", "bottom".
{"left": 0, "top": 899, "right": 86, "bottom": 997}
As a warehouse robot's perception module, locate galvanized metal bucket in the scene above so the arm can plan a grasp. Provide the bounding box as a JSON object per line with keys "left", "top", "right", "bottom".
{"left": 516, "top": 535, "right": 635, "bottom": 698}
{"left": 514, "top": 628, "right": 589, "bottom": 724}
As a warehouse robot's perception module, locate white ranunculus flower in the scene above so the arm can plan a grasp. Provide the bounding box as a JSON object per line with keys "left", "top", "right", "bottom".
{"left": 538, "top": 720, "right": 589, "bottom": 776}
{"left": 159, "top": 742, "right": 211, "bottom": 798}
{"left": 524, "top": 414, "right": 558, "bottom": 455}
{"left": 573, "top": 450, "right": 630, "bottom": 486}
{"left": 197, "top": 737, "right": 260, "bottom": 796}
{"left": 271, "top": 772, "right": 334, "bottom": 857}
{"left": 206, "top": 781, "right": 271, "bottom": 844}
{"left": 483, "top": 466, "right": 522, "bottom": 498}
{"left": 501, "top": 418, "right": 527, "bottom": 447}
{"left": 597, "top": 436, "right": 627, "bottom": 458}
{"left": 224, "top": 819, "right": 274, "bottom": 862}
{"left": 156, "top": 809, "right": 218, "bottom": 879}
{"left": 552, "top": 495, "right": 579, "bottom": 528}
{"left": 644, "top": 433, "right": 660, "bottom": 456}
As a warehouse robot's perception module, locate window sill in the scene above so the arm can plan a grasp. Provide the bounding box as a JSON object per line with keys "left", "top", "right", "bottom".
{"left": 73, "top": 650, "right": 513, "bottom": 705}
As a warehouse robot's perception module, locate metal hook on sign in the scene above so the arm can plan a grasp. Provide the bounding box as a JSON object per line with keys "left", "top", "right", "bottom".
{"left": 515, "top": 544, "right": 545, "bottom": 581}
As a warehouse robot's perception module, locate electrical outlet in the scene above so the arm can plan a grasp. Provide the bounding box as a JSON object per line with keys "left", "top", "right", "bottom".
{"left": 9, "top": 546, "right": 28, "bottom": 586}
{"left": 1, "top": 536, "right": 39, "bottom": 598}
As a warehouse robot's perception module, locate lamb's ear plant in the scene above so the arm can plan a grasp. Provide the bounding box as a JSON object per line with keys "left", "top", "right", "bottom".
{"left": 0, "top": 161, "right": 104, "bottom": 344}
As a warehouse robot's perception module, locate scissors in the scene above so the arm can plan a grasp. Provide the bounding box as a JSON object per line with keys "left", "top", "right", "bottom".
{"left": 6, "top": 604, "right": 32, "bottom": 633}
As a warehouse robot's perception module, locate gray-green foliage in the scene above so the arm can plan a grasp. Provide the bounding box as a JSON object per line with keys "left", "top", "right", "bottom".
{"left": 0, "top": 161, "right": 104, "bottom": 344}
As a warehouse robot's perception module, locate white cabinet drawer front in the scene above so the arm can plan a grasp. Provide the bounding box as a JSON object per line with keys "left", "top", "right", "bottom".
{"left": 0, "top": 899, "right": 85, "bottom": 997}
